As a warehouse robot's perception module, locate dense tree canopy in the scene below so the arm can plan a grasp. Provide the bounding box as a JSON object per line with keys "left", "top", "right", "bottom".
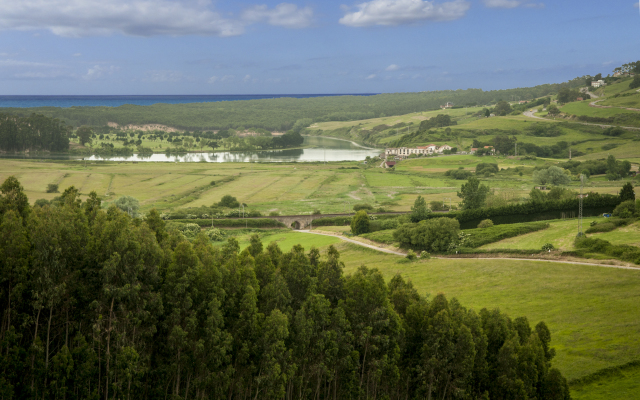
{"left": 0, "top": 177, "right": 570, "bottom": 399}
{"left": 0, "top": 113, "right": 69, "bottom": 152}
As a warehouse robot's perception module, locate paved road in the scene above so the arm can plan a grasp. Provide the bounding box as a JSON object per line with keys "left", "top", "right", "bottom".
{"left": 298, "top": 231, "right": 640, "bottom": 271}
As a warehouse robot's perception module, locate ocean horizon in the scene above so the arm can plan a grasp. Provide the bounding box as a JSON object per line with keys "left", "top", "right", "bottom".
{"left": 0, "top": 93, "right": 378, "bottom": 108}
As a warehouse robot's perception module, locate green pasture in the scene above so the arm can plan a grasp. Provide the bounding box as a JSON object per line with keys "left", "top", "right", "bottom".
{"left": 561, "top": 101, "right": 638, "bottom": 118}
{"left": 230, "top": 230, "right": 341, "bottom": 252}
{"left": 571, "top": 364, "right": 640, "bottom": 400}
{"left": 599, "top": 92, "right": 640, "bottom": 109}
{"left": 479, "top": 217, "right": 640, "bottom": 251}
{"left": 331, "top": 243, "right": 640, "bottom": 382}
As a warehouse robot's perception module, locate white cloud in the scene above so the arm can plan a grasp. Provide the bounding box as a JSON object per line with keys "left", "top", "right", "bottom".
{"left": 242, "top": 3, "right": 313, "bottom": 28}
{"left": 221, "top": 75, "right": 235, "bottom": 82}
{"left": 339, "top": 0, "right": 470, "bottom": 27}
{"left": 208, "top": 76, "right": 218, "bottom": 84}
{"left": 0, "top": 59, "right": 57, "bottom": 68}
{"left": 366, "top": 74, "right": 376, "bottom": 79}
{"left": 483, "top": 0, "right": 520, "bottom": 8}
{"left": 243, "top": 74, "right": 252, "bottom": 82}
{"left": 635, "top": 2, "right": 639, "bottom": 7}
{"left": 0, "top": 0, "right": 309, "bottom": 37}
{"left": 84, "top": 65, "right": 119, "bottom": 80}
{"left": 483, "top": 0, "right": 544, "bottom": 8}
{"left": 73, "top": 53, "right": 82, "bottom": 57}
{"left": 386, "top": 64, "right": 400, "bottom": 71}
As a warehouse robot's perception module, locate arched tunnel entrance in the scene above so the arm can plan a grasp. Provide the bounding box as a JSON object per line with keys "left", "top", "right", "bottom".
{"left": 291, "top": 221, "right": 302, "bottom": 230}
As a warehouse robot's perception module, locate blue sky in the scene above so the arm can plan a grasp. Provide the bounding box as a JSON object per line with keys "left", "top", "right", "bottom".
{"left": 0, "top": 0, "right": 638, "bottom": 95}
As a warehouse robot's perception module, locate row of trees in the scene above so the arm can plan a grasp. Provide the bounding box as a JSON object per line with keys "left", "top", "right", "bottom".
{"left": 0, "top": 177, "right": 571, "bottom": 399}
{"left": 0, "top": 113, "right": 69, "bottom": 152}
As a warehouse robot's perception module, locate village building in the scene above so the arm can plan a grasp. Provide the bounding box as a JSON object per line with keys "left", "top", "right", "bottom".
{"left": 591, "top": 80, "right": 606, "bottom": 88}
{"left": 385, "top": 144, "right": 453, "bottom": 158}
{"left": 384, "top": 161, "right": 396, "bottom": 168}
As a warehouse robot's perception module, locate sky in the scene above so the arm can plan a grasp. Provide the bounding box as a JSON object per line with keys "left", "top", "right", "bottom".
{"left": 0, "top": 0, "right": 639, "bottom": 95}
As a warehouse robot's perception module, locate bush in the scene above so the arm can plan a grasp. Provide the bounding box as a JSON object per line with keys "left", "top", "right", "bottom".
{"left": 475, "top": 163, "right": 498, "bottom": 175}
{"left": 218, "top": 195, "right": 240, "bottom": 208}
{"left": 406, "top": 250, "right": 417, "bottom": 261}
{"left": 613, "top": 200, "right": 636, "bottom": 218}
{"left": 380, "top": 219, "right": 399, "bottom": 230}
{"left": 393, "top": 217, "right": 460, "bottom": 252}
{"left": 353, "top": 203, "right": 374, "bottom": 212}
{"left": 351, "top": 210, "right": 371, "bottom": 235}
{"left": 248, "top": 210, "right": 262, "bottom": 217}
{"left": 542, "top": 243, "right": 555, "bottom": 251}
{"left": 205, "top": 228, "right": 224, "bottom": 241}
{"left": 419, "top": 251, "right": 431, "bottom": 259}
{"left": 114, "top": 195, "right": 140, "bottom": 217}
{"left": 585, "top": 222, "right": 616, "bottom": 233}
{"left": 477, "top": 219, "right": 494, "bottom": 229}
{"left": 312, "top": 209, "right": 322, "bottom": 215}
{"left": 34, "top": 198, "right": 50, "bottom": 207}
{"left": 430, "top": 200, "right": 448, "bottom": 211}
{"left": 575, "top": 236, "right": 640, "bottom": 264}
{"left": 46, "top": 183, "right": 59, "bottom": 193}
{"left": 269, "top": 211, "right": 280, "bottom": 216}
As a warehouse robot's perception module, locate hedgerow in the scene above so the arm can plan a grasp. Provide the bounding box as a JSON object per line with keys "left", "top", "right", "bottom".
{"left": 171, "top": 218, "right": 285, "bottom": 228}
{"left": 423, "top": 194, "right": 621, "bottom": 229}
{"left": 463, "top": 221, "right": 550, "bottom": 248}
{"left": 574, "top": 236, "right": 640, "bottom": 264}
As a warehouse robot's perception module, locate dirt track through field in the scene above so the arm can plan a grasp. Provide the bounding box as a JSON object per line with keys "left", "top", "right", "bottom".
{"left": 299, "top": 231, "right": 640, "bottom": 270}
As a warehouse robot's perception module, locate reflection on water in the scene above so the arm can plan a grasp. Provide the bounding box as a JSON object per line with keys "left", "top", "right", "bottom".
{"left": 1, "top": 136, "right": 382, "bottom": 163}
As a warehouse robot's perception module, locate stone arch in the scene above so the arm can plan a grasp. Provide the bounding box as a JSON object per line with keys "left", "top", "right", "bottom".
{"left": 291, "top": 221, "right": 302, "bottom": 230}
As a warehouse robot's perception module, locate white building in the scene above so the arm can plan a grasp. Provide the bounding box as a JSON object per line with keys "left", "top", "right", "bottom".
{"left": 591, "top": 80, "right": 606, "bottom": 88}
{"left": 385, "top": 144, "right": 452, "bottom": 158}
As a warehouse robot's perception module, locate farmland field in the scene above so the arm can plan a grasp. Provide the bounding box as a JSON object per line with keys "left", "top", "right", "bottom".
{"left": 331, "top": 243, "right": 640, "bottom": 383}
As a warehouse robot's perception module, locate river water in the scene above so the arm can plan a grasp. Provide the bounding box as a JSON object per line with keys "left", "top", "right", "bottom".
{"left": 3, "top": 136, "right": 382, "bottom": 163}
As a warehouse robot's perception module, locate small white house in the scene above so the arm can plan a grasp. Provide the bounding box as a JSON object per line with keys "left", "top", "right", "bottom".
{"left": 591, "top": 80, "right": 606, "bottom": 88}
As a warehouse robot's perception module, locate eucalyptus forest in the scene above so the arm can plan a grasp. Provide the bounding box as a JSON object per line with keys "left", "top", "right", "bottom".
{"left": 0, "top": 176, "right": 571, "bottom": 399}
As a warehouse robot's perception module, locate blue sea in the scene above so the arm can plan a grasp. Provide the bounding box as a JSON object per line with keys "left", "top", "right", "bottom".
{"left": 0, "top": 94, "right": 377, "bottom": 108}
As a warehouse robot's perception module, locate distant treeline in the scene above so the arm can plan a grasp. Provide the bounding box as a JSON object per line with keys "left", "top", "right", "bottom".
{"left": 1, "top": 77, "right": 587, "bottom": 131}
{"left": 0, "top": 113, "right": 69, "bottom": 152}
{"left": 0, "top": 177, "right": 571, "bottom": 400}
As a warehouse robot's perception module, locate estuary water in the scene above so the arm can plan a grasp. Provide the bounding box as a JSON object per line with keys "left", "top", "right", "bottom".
{"left": 2, "top": 136, "right": 381, "bottom": 163}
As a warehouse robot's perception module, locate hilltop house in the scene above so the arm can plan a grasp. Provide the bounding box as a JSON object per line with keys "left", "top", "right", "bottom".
{"left": 591, "top": 80, "right": 606, "bottom": 88}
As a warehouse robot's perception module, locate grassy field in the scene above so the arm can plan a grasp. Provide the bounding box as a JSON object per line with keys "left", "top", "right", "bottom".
{"left": 571, "top": 364, "right": 640, "bottom": 400}
{"left": 329, "top": 243, "right": 640, "bottom": 382}
{"left": 1, "top": 156, "right": 634, "bottom": 217}
{"left": 480, "top": 217, "right": 640, "bottom": 251}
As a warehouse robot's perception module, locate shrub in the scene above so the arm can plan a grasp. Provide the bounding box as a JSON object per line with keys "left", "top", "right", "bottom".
{"left": 406, "top": 250, "right": 417, "bottom": 261}
{"left": 393, "top": 217, "right": 460, "bottom": 252}
{"left": 351, "top": 210, "right": 370, "bottom": 235}
{"left": 312, "top": 209, "right": 322, "bottom": 215}
{"left": 204, "top": 228, "right": 224, "bottom": 241}
{"left": 475, "top": 163, "right": 498, "bottom": 175}
{"left": 380, "top": 219, "right": 399, "bottom": 230}
{"left": 34, "top": 198, "right": 50, "bottom": 207}
{"left": 210, "top": 180, "right": 216, "bottom": 185}
{"left": 430, "top": 200, "right": 448, "bottom": 211}
{"left": 419, "top": 251, "right": 431, "bottom": 259}
{"left": 477, "top": 219, "right": 494, "bottom": 229}
{"left": 585, "top": 222, "right": 616, "bottom": 233}
{"left": 619, "top": 182, "right": 635, "bottom": 202}
{"left": 46, "top": 183, "right": 59, "bottom": 193}
{"left": 218, "top": 195, "right": 240, "bottom": 208}
{"left": 353, "top": 203, "right": 374, "bottom": 212}
{"left": 248, "top": 210, "right": 262, "bottom": 217}
{"left": 613, "top": 200, "right": 636, "bottom": 218}
{"left": 542, "top": 243, "right": 555, "bottom": 251}
{"left": 269, "top": 211, "right": 280, "bottom": 216}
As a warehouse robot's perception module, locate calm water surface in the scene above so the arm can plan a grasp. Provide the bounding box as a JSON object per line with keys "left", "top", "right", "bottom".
{"left": 2, "top": 136, "right": 381, "bottom": 163}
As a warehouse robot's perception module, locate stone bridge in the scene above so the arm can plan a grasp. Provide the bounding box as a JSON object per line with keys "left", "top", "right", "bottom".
{"left": 252, "top": 212, "right": 405, "bottom": 230}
